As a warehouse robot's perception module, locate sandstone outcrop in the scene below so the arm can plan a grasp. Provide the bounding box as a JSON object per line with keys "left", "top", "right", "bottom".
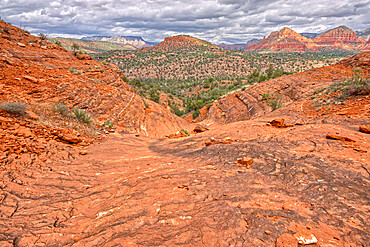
{"left": 0, "top": 21, "right": 190, "bottom": 139}
{"left": 142, "top": 35, "right": 219, "bottom": 52}
{"left": 203, "top": 52, "right": 369, "bottom": 124}
{"left": 0, "top": 21, "right": 191, "bottom": 173}
{"left": 248, "top": 26, "right": 370, "bottom": 52}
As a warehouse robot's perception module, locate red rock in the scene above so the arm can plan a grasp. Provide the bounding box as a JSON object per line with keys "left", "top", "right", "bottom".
{"left": 0, "top": 116, "right": 11, "bottom": 123}
{"left": 193, "top": 125, "right": 209, "bottom": 133}
{"left": 359, "top": 125, "right": 370, "bottom": 133}
{"left": 237, "top": 157, "right": 253, "bottom": 168}
{"left": 75, "top": 52, "right": 92, "bottom": 60}
{"left": 276, "top": 233, "right": 298, "bottom": 247}
{"left": 314, "top": 26, "right": 362, "bottom": 46}
{"left": 326, "top": 134, "right": 356, "bottom": 142}
{"left": 60, "top": 133, "right": 80, "bottom": 144}
{"left": 269, "top": 119, "right": 285, "bottom": 127}
{"left": 14, "top": 126, "right": 32, "bottom": 137}
{"left": 205, "top": 137, "right": 235, "bottom": 146}
{"left": 248, "top": 26, "right": 368, "bottom": 52}
{"left": 23, "top": 75, "right": 38, "bottom": 83}
{"left": 166, "top": 130, "right": 188, "bottom": 139}
{"left": 143, "top": 35, "right": 219, "bottom": 53}
{"left": 25, "top": 110, "right": 38, "bottom": 120}
{"left": 268, "top": 119, "right": 294, "bottom": 128}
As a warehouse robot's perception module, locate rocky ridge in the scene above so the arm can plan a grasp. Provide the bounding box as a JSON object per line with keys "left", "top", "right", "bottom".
{"left": 0, "top": 21, "right": 190, "bottom": 171}
{"left": 82, "top": 35, "right": 154, "bottom": 48}
{"left": 142, "top": 35, "right": 219, "bottom": 52}
{"left": 249, "top": 26, "right": 370, "bottom": 52}
{"left": 203, "top": 52, "right": 369, "bottom": 124}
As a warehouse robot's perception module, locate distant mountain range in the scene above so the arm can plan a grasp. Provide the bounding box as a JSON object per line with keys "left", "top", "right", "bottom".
{"left": 48, "top": 37, "right": 136, "bottom": 54}
{"left": 217, "top": 39, "right": 261, "bottom": 50}
{"left": 53, "top": 26, "right": 370, "bottom": 54}
{"left": 248, "top": 26, "right": 370, "bottom": 52}
{"left": 82, "top": 35, "right": 157, "bottom": 49}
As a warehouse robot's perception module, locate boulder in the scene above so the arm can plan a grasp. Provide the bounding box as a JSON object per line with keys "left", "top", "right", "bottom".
{"left": 359, "top": 125, "right": 370, "bottom": 134}
{"left": 236, "top": 157, "right": 253, "bottom": 168}
{"left": 193, "top": 125, "right": 209, "bottom": 133}
{"left": 276, "top": 233, "right": 298, "bottom": 247}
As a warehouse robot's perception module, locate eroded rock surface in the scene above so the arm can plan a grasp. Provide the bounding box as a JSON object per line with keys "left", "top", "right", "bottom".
{"left": 1, "top": 23, "right": 369, "bottom": 246}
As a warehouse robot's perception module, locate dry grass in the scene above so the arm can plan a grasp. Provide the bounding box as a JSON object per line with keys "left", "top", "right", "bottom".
{"left": 30, "top": 103, "right": 98, "bottom": 137}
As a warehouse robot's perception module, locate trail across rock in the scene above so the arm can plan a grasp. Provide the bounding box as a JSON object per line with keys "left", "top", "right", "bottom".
{"left": 1, "top": 119, "right": 369, "bottom": 246}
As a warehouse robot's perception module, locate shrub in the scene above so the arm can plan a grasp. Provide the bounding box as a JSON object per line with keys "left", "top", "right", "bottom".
{"left": 72, "top": 43, "right": 80, "bottom": 53}
{"left": 141, "top": 96, "right": 149, "bottom": 108}
{"left": 314, "top": 73, "right": 369, "bottom": 101}
{"left": 73, "top": 108, "right": 92, "bottom": 124}
{"left": 261, "top": 92, "right": 271, "bottom": 101}
{"left": 266, "top": 93, "right": 283, "bottom": 111}
{"left": 181, "top": 129, "right": 190, "bottom": 136}
{"left": 38, "top": 33, "right": 47, "bottom": 40}
{"left": 192, "top": 109, "right": 200, "bottom": 119}
{"left": 0, "top": 102, "right": 28, "bottom": 116}
{"left": 327, "top": 74, "right": 369, "bottom": 98}
{"left": 102, "top": 120, "right": 113, "bottom": 129}
{"left": 121, "top": 75, "right": 129, "bottom": 82}
{"left": 53, "top": 103, "right": 71, "bottom": 117}
{"left": 69, "top": 67, "right": 81, "bottom": 75}
{"left": 55, "top": 40, "right": 62, "bottom": 46}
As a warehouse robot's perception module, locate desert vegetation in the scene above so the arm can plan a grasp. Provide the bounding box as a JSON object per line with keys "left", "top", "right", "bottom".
{"left": 94, "top": 46, "right": 345, "bottom": 117}
{"left": 312, "top": 71, "right": 369, "bottom": 107}
{"left": 48, "top": 37, "right": 135, "bottom": 54}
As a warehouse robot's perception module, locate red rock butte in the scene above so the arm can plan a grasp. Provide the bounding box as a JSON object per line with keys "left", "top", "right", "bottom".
{"left": 142, "top": 35, "right": 219, "bottom": 52}
{"left": 248, "top": 26, "right": 370, "bottom": 52}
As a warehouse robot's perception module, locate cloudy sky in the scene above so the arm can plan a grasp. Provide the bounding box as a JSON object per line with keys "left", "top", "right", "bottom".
{"left": 0, "top": 0, "right": 369, "bottom": 44}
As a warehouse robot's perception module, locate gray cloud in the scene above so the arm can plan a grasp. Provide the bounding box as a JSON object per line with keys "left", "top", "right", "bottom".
{"left": 0, "top": 0, "right": 369, "bottom": 44}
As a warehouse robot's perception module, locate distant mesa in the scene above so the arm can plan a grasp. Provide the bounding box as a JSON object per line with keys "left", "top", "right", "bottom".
{"left": 300, "top": 33, "right": 320, "bottom": 39}
{"left": 48, "top": 37, "right": 136, "bottom": 54}
{"left": 248, "top": 25, "right": 370, "bottom": 52}
{"left": 142, "top": 35, "right": 219, "bottom": 52}
{"left": 82, "top": 35, "right": 156, "bottom": 49}
{"left": 217, "top": 39, "right": 261, "bottom": 50}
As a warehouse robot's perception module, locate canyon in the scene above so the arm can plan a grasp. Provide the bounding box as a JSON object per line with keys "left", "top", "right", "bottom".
{"left": 0, "top": 21, "right": 369, "bottom": 246}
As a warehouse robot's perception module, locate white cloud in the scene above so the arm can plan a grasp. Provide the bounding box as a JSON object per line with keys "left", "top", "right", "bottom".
{"left": 0, "top": 0, "right": 369, "bottom": 44}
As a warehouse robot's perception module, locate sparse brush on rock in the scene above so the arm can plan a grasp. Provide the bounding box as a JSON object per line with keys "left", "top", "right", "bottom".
{"left": 102, "top": 120, "right": 113, "bottom": 129}
{"left": 261, "top": 92, "right": 271, "bottom": 101}
{"left": 262, "top": 92, "right": 284, "bottom": 111}
{"left": 314, "top": 72, "right": 369, "bottom": 101}
{"left": 267, "top": 93, "right": 283, "bottom": 111}
{"left": 38, "top": 33, "right": 47, "bottom": 40}
{"left": 181, "top": 129, "right": 190, "bottom": 136}
{"left": 73, "top": 108, "right": 92, "bottom": 124}
{"left": 53, "top": 103, "right": 72, "bottom": 117}
{"left": 327, "top": 74, "right": 369, "bottom": 98}
{"left": 0, "top": 102, "right": 28, "bottom": 116}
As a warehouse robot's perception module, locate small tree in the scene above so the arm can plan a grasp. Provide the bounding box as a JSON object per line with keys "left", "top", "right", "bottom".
{"left": 38, "top": 33, "right": 47, "bottom": 40}
{"left": 72, "top": 43, "right": 80, "bottom": 53}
